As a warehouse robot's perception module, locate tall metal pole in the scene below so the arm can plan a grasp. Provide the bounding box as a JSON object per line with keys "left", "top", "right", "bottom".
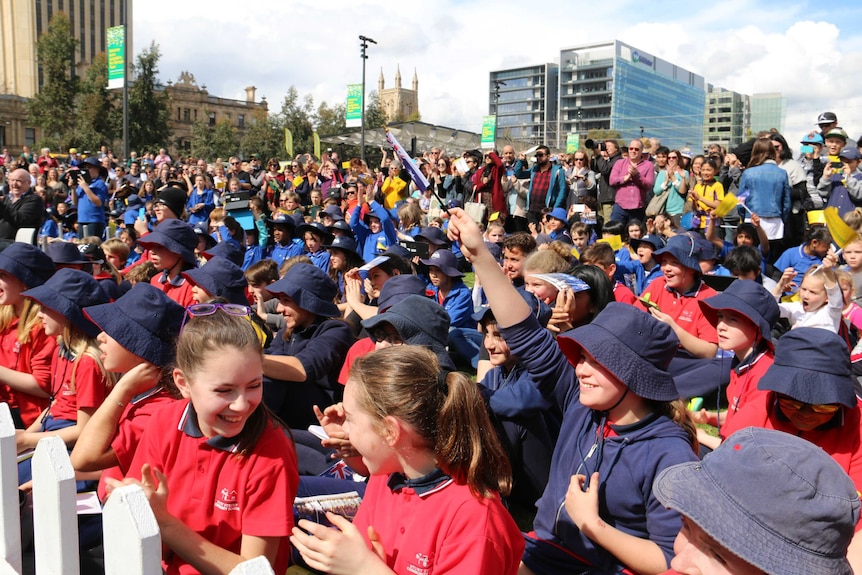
{"left": 122, "top": 0, "right": 130, "bottom": 160}
{"left": 359, "top": 35, "right": 376, "bottom": 166}
{"left": 492, "top": 79, "right": 505, "bottom": 149}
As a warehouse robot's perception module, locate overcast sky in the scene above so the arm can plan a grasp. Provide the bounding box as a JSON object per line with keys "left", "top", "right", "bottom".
{"left": 134, "top": 0, "right": 862, "bottom": 151}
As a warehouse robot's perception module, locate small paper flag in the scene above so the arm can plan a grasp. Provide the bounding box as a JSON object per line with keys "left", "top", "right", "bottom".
{"left": 714, "top": 192, "right": 739, "bottom": 218}
{"left": 598, "top": 234, "right": 622, "bottom": 252}
{"left": 823, "top": 207, "right": 860, "bottom": 249}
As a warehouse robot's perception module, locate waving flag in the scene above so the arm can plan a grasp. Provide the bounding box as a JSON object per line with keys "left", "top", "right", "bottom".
{"left": 385, "top": 128, "right": 429, "bottom": 192}
{"left": 823, "top": 207, "right": 860, "bottom": 249}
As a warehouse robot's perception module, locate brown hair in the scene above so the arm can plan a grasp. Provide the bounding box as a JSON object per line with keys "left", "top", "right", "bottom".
{"left": 502, "top": 232, "right": 536, "bottom": 255}
{"left": 580, "top": 242, "right": 616, "bottom": 269}
{"left": 524, "top": 249, "right": 569, "bottom": 274}
{"left": 656, "top": 399, "right": 699, "bottom": 455}
{"left": 102, "top": 238, "right": 130, "bottom": 262}
{"left": 175, "top": 309, "right": 280, "bottom": 455}
{"left": 350, "top": 346, "right": 512, "bottom": 498}
{"left": 245, "top": 259, "right": 279, "bottom": 286}
{"left": 747, "top": 138, "right": 777, "bottom": 168}
{"left": 125, "top": 261, "right": 158, "bottom": 285}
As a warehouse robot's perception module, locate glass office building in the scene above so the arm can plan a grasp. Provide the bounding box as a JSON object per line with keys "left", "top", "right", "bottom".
{"left": 704, "top": 85, "right": 750, "bottom": 150}
{"left": 489, "top": 64, "right": 559, "bottom": 147}
{"left": 559, "top": 41, "right": 706, "bottom": 150}
{"left": 750, "top": 93, "right": 786, "bottom": 134}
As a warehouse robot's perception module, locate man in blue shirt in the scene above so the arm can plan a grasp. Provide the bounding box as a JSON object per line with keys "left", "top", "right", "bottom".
{"left": 73, "top": 157, "right": 109, "bottom": 239}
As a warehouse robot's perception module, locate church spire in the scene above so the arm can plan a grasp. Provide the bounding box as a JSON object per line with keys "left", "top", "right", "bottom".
{"left": 412, "top": 68, "right": 418, "bottom": 92}
{"left": 378, "top": 67, "right": 384, "bottom": 93}
{"left": 395, "top": 64, "right": 402, "bottom": 89}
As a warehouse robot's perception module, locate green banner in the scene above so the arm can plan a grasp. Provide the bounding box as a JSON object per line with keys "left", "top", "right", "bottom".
{"left": 346, "top": 84, "right": 363, "bottom": 128}
{"left": 566, "top": 133, "right": 580, "bottom": 154}
{"left": 481, "top": 115, "right": 496, "bottom": 149}
{"left": 107, "top": 26, "right": 124, "bottom": 89}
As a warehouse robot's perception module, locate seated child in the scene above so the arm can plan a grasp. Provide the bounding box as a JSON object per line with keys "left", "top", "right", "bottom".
{"left": 580, "top": 242, "right": 639, "bottom": 306}
{"left": 773, "top": 224, "right": 832, "bottom": 291}
{"left": 296, "top": 222, "right": 332, "bottom": 272}
{"left": 137, "top": 219, "right": 199, "bottom": 307}
{"left": 265, "top": 212, "right": 304, "bottom": 269}
{"left": 615, "top": 233, "right": 664, "bottom": 295}
{"left": 772, "top": 250, "right": 842, "bottom": 332}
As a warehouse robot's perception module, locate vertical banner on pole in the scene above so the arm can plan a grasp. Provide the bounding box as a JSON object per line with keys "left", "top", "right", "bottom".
{"left": 566, "top": 133, "right": 580, "bottom": 154}
{"left": 345, "top": 84, "right": 363, "bottom": 128}
{"left": 107, "top": 26, "right": 125, "bottom": 89}
{"left": 480, "top": 116, "right": 496, "bottom": 149}
{"left": 284, "top": 128, "right": 293, "bottom": 158}
{"left": 313, "top": 132, "right": 321, "bottom": 160}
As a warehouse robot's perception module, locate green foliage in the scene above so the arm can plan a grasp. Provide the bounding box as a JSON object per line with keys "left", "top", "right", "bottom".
{"left": 240, "top": 109, "right": 283, "bottom": 161}
{"left": 316, "top": 101, "right": 346, "bottom": 137}
{"left": 364, "top": 90, "right": 387, "bottom": 130}
{"left": 586, "top": 129, "right": 624, "bottom": 148}
{"left": 128, "top": 42, "right": 170, "bottom": 153}
{"left": 72, "top": 52, "right": 121, "bottom": 151}
{"left": 190, "top": 118, "right": 239, "bottom": 160}
{"left": 280, "top": 87, "right": 315, "bottom": 157}
{"left": 27, "top": 12, "right": 78, "bottom": 150}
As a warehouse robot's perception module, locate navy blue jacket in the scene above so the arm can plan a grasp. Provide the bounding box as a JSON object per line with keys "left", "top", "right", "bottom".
{"left": 502, "top": 315, "right": 697, "bottom": 574}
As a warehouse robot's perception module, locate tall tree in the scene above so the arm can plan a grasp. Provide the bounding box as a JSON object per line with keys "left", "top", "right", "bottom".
{"left": 210, "top": 119, "right": 240, "bottom": 160}
{"left": 27, "top": 12, "right": 78, "bottom": 150}
{"left": 240, "top": 109, "right": 284, "bottom": 161}
{"left": 280, "top": 86, "right": 315, "bottom": 157}
{"left": 128, "top": 42, "right": 170, "bottom": 154}
{"left": 72, "top": 52, "right": 121, "bottom": 152}
{"left": 364, "top": 90, "right": 387, "bottom": 131}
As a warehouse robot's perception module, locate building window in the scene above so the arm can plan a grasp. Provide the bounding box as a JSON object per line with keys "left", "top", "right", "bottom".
{"left": 238, "top": 114, "right": 245, "bottom": 129}
{"left": 183, "top": 109, "right": 190, "bottom": 122}
{"left": 208, "top": 112, "right": 216, "bottom": 126}
{"left": 0, "top": 126, "right": 5, "bottom": 148}
{"left": 177, "top": 107, "right": 181, "bottom": 121}
{"left": 25, "top": 128, "right": 36, "bottom": 146}
{"left": 194, "top": 109, "right": 198, "bottom": 121}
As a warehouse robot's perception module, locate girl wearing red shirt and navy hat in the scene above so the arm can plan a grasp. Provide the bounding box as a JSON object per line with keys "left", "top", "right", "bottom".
{"left": 107, "top": 305, "right": 299, "bottom": 575}
{"left": 0, "top": 243, "right": 57, "bottom": 428}
{"left": 291, "top": 345, "right": 524, "bottom": 574}
{"left": 16, "top": 268, "right": 113, "bottom": 489}
{"left": 137, "top": 218, "right": 200, "bottom": 307}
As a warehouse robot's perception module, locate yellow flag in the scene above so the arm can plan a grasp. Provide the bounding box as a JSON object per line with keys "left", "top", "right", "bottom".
{"left": 284, "top": 128, "right": 293, "bottom": 158}
{"left": 598, "top": 234, "right": 622, "bottom": 251}
{"left": 313, "top": 132, "right": 321, "bottom": 160}
{"left": 714, "top": 192, "right": 739, "bottom": 218}
{"left": 823, "top": 206, "right": 860, "bottom": 249}
{"left": 808, "top": 210, "right": 825, "bottom": 225}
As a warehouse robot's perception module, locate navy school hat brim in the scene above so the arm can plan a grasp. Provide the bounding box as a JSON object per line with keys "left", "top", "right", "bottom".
{"left": 699, "top": 282, "right": 779, "bottom": 351}
{"left": 22, "top": 268, "right": 109, "bottom": 338}
{"left": 654, "top": 427, "right": 857, "bottom": 575}
{"left": 0, "top": 243, "right": 56, "bottom": 289}
{"left": 138, "top": 220, "right": 198, "bottom": 265}
{"left": 265, "top": 264, "right": 340, "bottom": 318}
{"left": 653, "top": 233, "right": 700, "bottom": 271}
{"left": 83, "top": 283, "right": 185, "bottom": 367}
{"left": 182, "top": 257, "right": 248, "bottom": 306}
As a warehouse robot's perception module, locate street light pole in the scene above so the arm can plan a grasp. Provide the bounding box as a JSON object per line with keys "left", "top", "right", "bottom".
{"left": 359, "top": 35, "right": 376, "bottom": 166}
{"left": 492, "top": 79, "right": 505, "bottom": 149}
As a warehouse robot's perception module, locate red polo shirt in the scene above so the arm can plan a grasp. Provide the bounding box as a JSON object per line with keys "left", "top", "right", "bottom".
{"left": 0, "top": 320, "right": 56, "bottom": 426}
{"left": 353, "top": 472, "right": 524, "bottom": 574}
{"left": 641, "top": 277, "right": 718, "bottom": 344}
{"left": 721, "top": 350, "right": 773, "bottom": 437}
{"left": 150, "top": 270, "right": 195, "bottom": 308}
{"left": 48, "top": 351, "right": 107, "bottom": 422}
{"left": 128, "top": 400, "right": 299, "bottom": 575}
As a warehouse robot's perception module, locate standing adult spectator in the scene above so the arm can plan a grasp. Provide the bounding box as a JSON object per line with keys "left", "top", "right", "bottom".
{"left": 72, "top": 157, "right": 109, "bottom": 239}
{"left": 737, "top": 138, "right": 791, "bottom": 259}
{"left": 123, "top": 161, "right": 143, "bottom": 192}
{"left": 0, "top": 168, "right": 45, "bottom": 240}
{"left": 566, "top": 150, "right": 596, "bottom": 206}
{"left": 248, "top": 154, "right": 265, "bottom": 193}
{"left": 593, "top": 140, "right": 623, "bottom": 223}
{"left": 227, "top": 156, "right": 251, "bottom": 191}
{"left": 513, "top": 145, "right": 568, "bottom": 226}
{"left": 609, "top": 139, "right": 655, "bottom": 225}
{"left": 153, "top": 148, "right": 172, "bottom": 169}
{"left": 816, "top": 111, "right": 839, "bottom": 139}
{"left": 36, "top": 148, "right": 58, "bottom": 174}
{"left": 770, "top": 132, "right": 809, "bottom": 247}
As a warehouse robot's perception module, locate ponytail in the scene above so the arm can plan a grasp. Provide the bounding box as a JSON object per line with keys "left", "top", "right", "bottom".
{"left": 351, "top": 346, "right": 512, "bottom": 499}
{"left": 658, "top": 399, "right": 699, "bottom": 455}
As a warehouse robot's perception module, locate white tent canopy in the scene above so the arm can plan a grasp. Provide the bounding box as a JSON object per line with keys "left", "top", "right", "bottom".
{"left": 319, "top": 121, "right": 481, "bottom": 156}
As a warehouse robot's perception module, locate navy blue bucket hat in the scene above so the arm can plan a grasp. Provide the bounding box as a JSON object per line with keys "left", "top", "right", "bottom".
{"left": 0, "top": 243, "right": 56, "bottom": 289}
{"left": 296, "top": 221, "right": 334, "bottom": 245}
{"left": 323, "top": 235, "right": 358, "bottom": 255}
{"left": 22, "top": 268, "right": 109, "bottom": 338}
{"left": 84, "top": 282, "right": 185, "bottom": 367}
{"left": 266, "top": 212, "right": 297, "bottom": 228}
{"left": 652, "top": 233, "right": 700, "bottom": 271}
{"left": 655, "top": 427, "right": 859, "bottom": 575}
{"left": 138, "top": 219, "right": 198, "bottom": 265}
{"left": 699, "top": 279, "right": 779, "bottom": 349}
{"left": 327, "top": 219, "right": 354, "bottom": 238}
{"left": 757, "top": 328, "right": 856, "bottom": 407}
{"left": 419, "top": 249, "right": 463, "bottom": 278}
{"left": 44, "top": 241, "right": 91, "bottom": 265}
{"left": 183, "top": 256, "right": 248, "bottom": 306}
{"left": 376, "top": 274, "right": 428, "bottom": 312}
{"left": 361, "top": 295, "right": 453, "bottom": 369}
{"left": 203, "top": 240, "right": 243, "bottom": 267}
{"left": 415, "top": 226, "right": 449, "bottom": 247}
{"left": 557, "top": 302, "right": 680, "bottom": 401}
{"left": 630, "top": 233, "right": 665, "bottom": 251}
{"left": 265, "top": 263, "right": 339, "bottom": 318}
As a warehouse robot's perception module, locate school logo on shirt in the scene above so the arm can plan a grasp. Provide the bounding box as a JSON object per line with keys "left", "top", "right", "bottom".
{"left": 407, "top": 552, "right": 434, "bottom": 575}
{"left": 678, "top": 309, "right": 694, "bottom": 323}
{"left": 215, "top": 488, "right": 239, "bottom": 512}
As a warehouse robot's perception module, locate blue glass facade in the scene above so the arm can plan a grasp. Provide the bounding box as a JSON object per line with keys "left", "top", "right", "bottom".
{"left": 611, "top": 58, "right": 706, "bottom": 150}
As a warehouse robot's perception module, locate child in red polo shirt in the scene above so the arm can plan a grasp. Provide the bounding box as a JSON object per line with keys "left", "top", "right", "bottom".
{"left": 138, "top": 219, "right": 199, "bottom": 307}
{"left": 291, "top": 346, "right": 524, "bottom": 574}
{"left": 108, "top": 305, "right": 299, "bottom": 575}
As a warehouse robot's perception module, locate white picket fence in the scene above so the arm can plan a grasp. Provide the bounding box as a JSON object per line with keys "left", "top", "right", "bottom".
{"left": 0, "top": 403, "right": 275, "bottom": 575}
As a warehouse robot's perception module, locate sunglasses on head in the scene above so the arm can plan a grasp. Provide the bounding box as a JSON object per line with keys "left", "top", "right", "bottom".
{"left": 180, "top": 303, "right": 250, "bottom": 332}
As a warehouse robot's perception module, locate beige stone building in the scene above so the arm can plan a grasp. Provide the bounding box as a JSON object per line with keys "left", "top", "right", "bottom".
{"left": 378, "top": 66, "right": 419, "bottom": 123}
{"left": 164, "top": 71, "right": 268, "bottom": 154}
{"left": 1, "top": 0, "right": 128, "bottom": 153}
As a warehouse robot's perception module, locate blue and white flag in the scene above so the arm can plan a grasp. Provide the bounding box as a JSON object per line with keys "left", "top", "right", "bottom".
{"left": 385, "top": 128, "right": 429, "bottom": 192}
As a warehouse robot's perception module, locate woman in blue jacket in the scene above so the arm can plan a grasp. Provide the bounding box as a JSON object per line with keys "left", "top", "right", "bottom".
{"left": 448, "top": 208, "right": 698, "bottom": 575}
{"left": 736, "top": 138, "right": 791, "bottom": 258}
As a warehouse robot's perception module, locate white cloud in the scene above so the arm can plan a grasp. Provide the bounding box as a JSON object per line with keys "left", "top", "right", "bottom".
{"left": 134, "top": 0, "right": 862, "bottom": 151}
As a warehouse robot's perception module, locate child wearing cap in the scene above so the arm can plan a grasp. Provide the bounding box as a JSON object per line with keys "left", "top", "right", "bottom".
{"left": 265, "top": 213, "right": 304, "bottom": 269}
{"left": 350, "top": 185, "right": 398, "bottom": 262}
{"left": 138, "top": 219, "right": 200, "bottom": 307}
{"left": 655, "top": 427, "right": 860, "bottom": 575}
{"left": 262, "top": 264, "right": 354, "bottom": 428}
{"left": 17, "top": 269, "right": 113, "bottom": 489}
{"left": 694, "top": 280, "right": 779, "bottom": 444}
{"left": 640, "top": 233, "right": 719, "bottom": 360}
{"left": 0, "top": 243, "right": 57, "bottom": 428}
{"left": 297, "top": 222, "right": 332, "bottom": 272}
{"left": 324, "top": 235, "right": 364, "bottom": 310}
{"left": 447, "top": 208, "right": 699, "bottom": 575}
{"left": 71, "top": 283, "right": 185, "bottom": 503}
{"left": 723, "top": 328, "right": 862, "bottom": 572}
{"left": 542, "top": 207, "right": 573, "bottom": 245}
{"left": 818, "top": 144, "right": 862, "bottom": 215}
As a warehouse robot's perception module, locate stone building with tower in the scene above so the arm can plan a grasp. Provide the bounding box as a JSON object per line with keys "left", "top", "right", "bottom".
{"left": 378, "top": 66, "right": 420, "bottom": 123}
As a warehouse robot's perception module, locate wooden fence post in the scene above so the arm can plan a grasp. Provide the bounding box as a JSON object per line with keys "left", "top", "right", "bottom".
{"left": 32, "top": 435, "right": 78, "bottom": 575}
{"left": 0, "top": 404, "right": 20, "bottom": 573}
{"left": 103, "top": 484, "right": 162, "bottom": 575}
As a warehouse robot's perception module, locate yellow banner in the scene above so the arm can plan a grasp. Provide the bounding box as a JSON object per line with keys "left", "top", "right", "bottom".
{"left": 823, "top": 207, "right": 860, "bottom": 249}
{"left": 313, "top": 132, "right": 320, "bottom": 160}
{"left": 284, "top": 128, "right": 293, "bottom": 158}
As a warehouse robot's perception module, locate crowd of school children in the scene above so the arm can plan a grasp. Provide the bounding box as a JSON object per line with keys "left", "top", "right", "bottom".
{"left": 1, "top": 113, "right": 862, "bottom": 575}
